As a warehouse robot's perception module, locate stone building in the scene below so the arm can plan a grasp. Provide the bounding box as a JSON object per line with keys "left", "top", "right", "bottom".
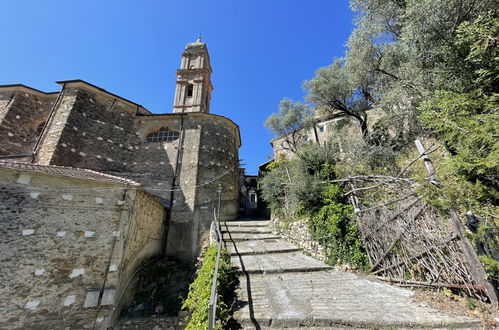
{"left": 0, "top": 38, "right": 240, "bottom": 328}
{"left": 270, "top": 110, "right": 382, "bottom": 161}
{"left": 239, "top": 170, "right": 259, "bottom": 216}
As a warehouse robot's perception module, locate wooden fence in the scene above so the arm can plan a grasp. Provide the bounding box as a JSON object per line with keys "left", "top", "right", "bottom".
{"left": 337, "top": 140, "right": 498, "bottom": 308}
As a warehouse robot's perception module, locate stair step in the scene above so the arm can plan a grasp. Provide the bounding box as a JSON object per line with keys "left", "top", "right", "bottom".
{"left": 234, "top": 271, "right": 481, "bottom": 329}
{"left": 230, "top": 252, "right": 333, "bottom": 274}
{"left": 221, "top": 227, "right": 272, "bottom": 234}
{"left": 221, "top": 220, "right": 270, "bottom": 227}
{"left": 223, "top": 233, "right": 281, "bottom": 241}
{"left": 225, "top": 239, "right": 301, "bottom": 256}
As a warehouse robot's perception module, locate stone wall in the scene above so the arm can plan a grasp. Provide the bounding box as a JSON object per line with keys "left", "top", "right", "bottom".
{"left": 0, "top": 86, "right": 57, "bottom": 159}
{"left": 271, "top": 110, "right": 384, "bottom": 160}
{"left": 0, "top": 166, "right": 165, "bottom": 329}
{"left": 29, "top": 82, "right": 240, "bottom": 260}
{"left": 114, "top": 316, "right": 184, "bottom": 329}
{"left": 163, "top": 113, "right": 240, "bottom": 259}
{"left": 271, "top": 217, "right": 327, "bottom": 262}
{"left": 4, "top": 80, "right": 240, "bottom": 261}
{"left": 111, "top": 189, "right": 166, "bottom": 324}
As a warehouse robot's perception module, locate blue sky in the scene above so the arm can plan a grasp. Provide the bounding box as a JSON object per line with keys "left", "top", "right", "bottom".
{"left": 0, "top": 0, "right": 354, "bottom": 174}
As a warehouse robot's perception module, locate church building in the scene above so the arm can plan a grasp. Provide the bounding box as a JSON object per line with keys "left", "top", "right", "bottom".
{"left": 0, "top": 38, "right": 240, "bottom": 328}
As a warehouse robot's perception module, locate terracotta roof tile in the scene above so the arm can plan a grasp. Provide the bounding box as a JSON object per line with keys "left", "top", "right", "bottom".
{"left": 0, "top": 161, "right": 140, "bottom": 186}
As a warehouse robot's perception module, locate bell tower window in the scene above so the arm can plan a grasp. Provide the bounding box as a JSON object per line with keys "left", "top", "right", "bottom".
{"left": 186, "top": 84, "right": 194, "bottom": 97}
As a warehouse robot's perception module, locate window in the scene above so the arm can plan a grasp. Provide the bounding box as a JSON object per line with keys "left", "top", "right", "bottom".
{"left": 250, "top": 193, "right": 256, "bottom": 203}
{"left": 146, "top": 127, "right": 180, "bottom": 142}
{"left": 186, "top": 84, "right": 194, "bottom": 97}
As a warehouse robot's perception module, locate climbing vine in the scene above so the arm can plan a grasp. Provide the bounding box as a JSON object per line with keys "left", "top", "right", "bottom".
{"left": 309, "top": 184, "right": 369, "bottom": 270}
{"left": 182, "top": 245, "right": 237, "bottom": 330}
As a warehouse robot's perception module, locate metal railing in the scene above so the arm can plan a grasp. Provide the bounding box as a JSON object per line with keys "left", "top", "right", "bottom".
{"left": 208, "top": 185, "right": 222, "bottom": 330}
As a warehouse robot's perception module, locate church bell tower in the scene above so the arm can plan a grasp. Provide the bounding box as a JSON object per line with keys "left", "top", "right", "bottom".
{"left": 173, "top": 37, "right": 213, "bottom": 113}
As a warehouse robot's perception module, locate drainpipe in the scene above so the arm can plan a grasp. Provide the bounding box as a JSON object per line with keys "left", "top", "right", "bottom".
{"left": 162, "top": 112, "right": 185, "bottom": 255}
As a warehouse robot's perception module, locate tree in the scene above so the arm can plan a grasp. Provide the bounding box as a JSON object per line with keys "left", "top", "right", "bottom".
{"left": 303, "top": 59, "right": 371, "bottom": 137}
{"left": 264, "top": 98, "right": 314, "bottom": 153}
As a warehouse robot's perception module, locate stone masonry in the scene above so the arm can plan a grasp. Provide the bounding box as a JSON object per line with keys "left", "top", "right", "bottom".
{"left": 0, "top": 38, "right": 241, "bottom": 329}
{"left": 0, "top": 162, "right": 164, "bottom": 329}
{"left": 222, "top": 218, "right": 481, "bottom": 328}
{"left": 0, "top": 38, "right": 240, "bottom": 260}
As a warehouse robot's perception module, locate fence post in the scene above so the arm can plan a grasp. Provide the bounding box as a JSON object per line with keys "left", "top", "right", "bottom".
{"left": 415, "top": 139, "right": 498, "bottom": 309}
{"left": 449, "top": 211, "right": 498, "bottom": 309}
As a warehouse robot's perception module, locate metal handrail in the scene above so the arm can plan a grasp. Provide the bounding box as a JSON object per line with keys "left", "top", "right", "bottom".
{"left": 208, "top": 186, "right": 222, "bottom": 330}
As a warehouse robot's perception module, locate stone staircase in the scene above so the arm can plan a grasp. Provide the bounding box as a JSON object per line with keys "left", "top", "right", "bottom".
{"left": 221, "top": 218, "right": 481, "bottom": 329}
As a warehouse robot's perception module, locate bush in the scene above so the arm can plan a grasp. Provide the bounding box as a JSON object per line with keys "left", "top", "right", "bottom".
{"left": 309, "top": 184, "right": 369, "bottom": 270}
{"left": 260, "top": 143, "right": 337, "bottom": 216}
{"left": 182, "top": 245, "right": 237, "bottom": 330}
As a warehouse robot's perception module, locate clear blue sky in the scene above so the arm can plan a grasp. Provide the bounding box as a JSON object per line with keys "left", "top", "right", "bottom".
{"left": 0, "top": 0, "right": 354, "bottom": 174}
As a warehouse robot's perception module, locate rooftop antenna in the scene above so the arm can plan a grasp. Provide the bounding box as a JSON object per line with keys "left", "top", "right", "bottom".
{"left": 197, "top": 30, "right": 202, "bottom": 42}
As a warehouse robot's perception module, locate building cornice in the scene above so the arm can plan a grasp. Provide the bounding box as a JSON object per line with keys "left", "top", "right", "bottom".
{"left": 55, "top": 79, "right": 152, "bottom": 115}
{"left": 137, "top": 112, "right": 242, "bottom": 148}
{"left": 0, "top": 84, "right": 59, "bottom": 97}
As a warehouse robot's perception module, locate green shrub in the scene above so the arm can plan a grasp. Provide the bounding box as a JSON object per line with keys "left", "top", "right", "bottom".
{"left": 309, "top": 184, "right": 369, "bottom": 270}
{"left": 182, "top": 245, "right": 237, "bottom": 330}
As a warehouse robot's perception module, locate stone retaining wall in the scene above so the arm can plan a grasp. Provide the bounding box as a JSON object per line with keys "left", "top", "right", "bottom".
{"left": 113, "top": 316, "right": 184, "bottom": 330}
{"left": 271, "top": 217, "right": 327, "bottom": 262}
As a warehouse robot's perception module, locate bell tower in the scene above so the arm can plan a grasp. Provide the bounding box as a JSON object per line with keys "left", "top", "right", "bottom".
{"left": 173, "top": 37, "right": 213, "bottom": 113}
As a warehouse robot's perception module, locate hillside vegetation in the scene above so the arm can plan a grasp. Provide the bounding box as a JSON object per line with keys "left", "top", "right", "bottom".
{"left": 262, "top": 0, "right": 498, "bottom": 294}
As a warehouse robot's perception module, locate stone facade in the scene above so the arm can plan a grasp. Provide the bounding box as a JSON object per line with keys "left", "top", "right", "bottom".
{"left": 0, "top": 162, "right": 164, "bottom": 329}
{"left": 270, "top": 110, "right": 383, "bottom": 161}
{"left": 0, "top": 39, "right": 240, "bottom": 260}
{"left": 0, "top": 39, "right": 241, "bottom": 328}
{"left": 239, "top": 172, "right": 259, "bottom": 216}
{"left": 0, "top": 85, "right": 58, "bottom": 162}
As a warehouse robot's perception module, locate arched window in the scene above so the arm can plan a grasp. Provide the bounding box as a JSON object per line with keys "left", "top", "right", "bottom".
{"left": 186, "top": 84, "right": 194, "bottom": 97}
{"left": 146, "top": 127, "right": 180, "bottom": 142}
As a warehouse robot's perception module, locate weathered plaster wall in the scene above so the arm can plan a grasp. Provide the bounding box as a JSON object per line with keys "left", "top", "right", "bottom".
{"left": 0, "top": 167, "right": 165, "bottom": 329}
{"left": 0, "top": 87, "right": 57, "bottom": 158}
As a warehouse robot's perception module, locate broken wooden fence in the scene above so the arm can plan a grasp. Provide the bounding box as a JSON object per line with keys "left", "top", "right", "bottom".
{"left": 337, "top": 141, "right": 498, "bottom": 308}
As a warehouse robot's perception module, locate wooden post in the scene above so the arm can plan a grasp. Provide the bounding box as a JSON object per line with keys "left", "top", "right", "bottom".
{"left": 415, "top": 139, "right": 498, "bottom": 309}
{"left": 450, "top": 211, "right": 498, "bottom": 309}
{"left": 415, "top": 139, "right": 441, "bottom": 187}
{"left": 415, "top": 139, "right": 435, "bottom": 176}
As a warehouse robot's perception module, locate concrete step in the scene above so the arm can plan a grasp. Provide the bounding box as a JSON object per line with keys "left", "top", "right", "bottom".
{"left": 230, "top": 251, "right": 333, "bottom": 274}
{"left": 225, "top": 239, "right": 300, "bottom": 256}
{"left": 234, "top": 271, "right": 481, "bottom": 329}
{"left": 221, "top": 220, "right": 270, "bottom": 227}
{"left": 223, "top": 233, "right": 281, "bottom": 242}
{"left": 221, "top": 226, "right": 272, "bottom": 234}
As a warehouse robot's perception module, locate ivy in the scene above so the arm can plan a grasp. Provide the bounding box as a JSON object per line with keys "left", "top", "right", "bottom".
{"left": 309, "top": 185, "right": 369, "bottom": 270}
{"left": 182, "top": 245, "right": 237, "bottom": 330}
